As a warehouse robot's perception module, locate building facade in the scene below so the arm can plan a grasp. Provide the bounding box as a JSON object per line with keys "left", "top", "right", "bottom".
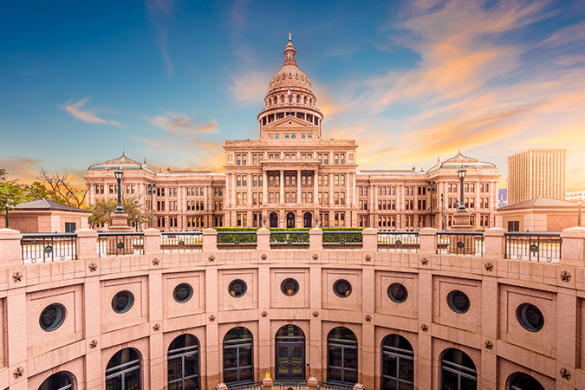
{"left": 507, "top": 149, "right": 566, "bottom": 205}
{"left": 566, "top": 190, "right": 585, "bottom": 202}
{"left": 85, "top": 38, "right": 500, "bottom": 231}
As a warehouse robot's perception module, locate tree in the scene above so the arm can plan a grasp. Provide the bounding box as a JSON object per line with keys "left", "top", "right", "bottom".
{"left": 23, "top": 181, "right": 48, "bottom": 200}
{"left": 86, "top": 197, "right": 144, "bottom": 229}
{"left": 0, "top": 169, "right": 34, "bottom": 214}
{"left": 38, "top": 170, "right": 89, "bottom": 208}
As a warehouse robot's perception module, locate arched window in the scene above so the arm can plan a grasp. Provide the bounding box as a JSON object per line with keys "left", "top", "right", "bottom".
{"left": 327, "top": 327, "right": 358, "bottom": 385}
{"left": 106, "top": 348, "right": 141, "bottom": 390}
{"left": 288, "top": 95, "right": 292, "bottom": 103}
{"left": 274, "top": 97, "right": 277, "bottom": 105}
{"left": 223, "top": 327, "right": 254, "bottom": 384}
{"left": 296, "top": 95, "right": 300, "bottom": 103}
{"left": 382, "top": 335, "right": 413, "bottom": 390}
{"left": 509, "top": 373, "right": 544, "bottom": 390}
{"left": 441, "top": 349, "right": 476, "bottom": 390}
{"left": 310, "top": 98, "right": 313, "bottom": 107}
{"left": 303, "top": 96, "right": 307, "bottom": 104}
{"left": 38, "top": 372, "right": 73, "bottom": 390}
{"left": 276, "top": 325, "right": 305, "bottom": 380}
{"left": 281, "top": 95, "right": 285, "bottom": 103}
{"left": 168, "top": 334, "right": 199, "bottom": 390}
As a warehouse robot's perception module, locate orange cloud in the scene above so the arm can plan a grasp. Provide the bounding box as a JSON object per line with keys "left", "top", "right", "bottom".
{"left": 60, "top": 98, "right": 123, "bottom": 127}
{"left": 229, "top": 69, "right": 273, "bottom": 103}
{"left": 151, "top": 113, "right": 218, "bottom": 132}
{"left": 0, "top": 156, "right": 42, "bottom": 184}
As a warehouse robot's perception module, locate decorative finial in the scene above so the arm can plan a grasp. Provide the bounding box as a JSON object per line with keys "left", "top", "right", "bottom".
{"left": 144, "top": 158, "right": 146, "bottom": 164}
{"left": 288, "top": 31, "right": 291, "bottom": 41}
{"left": 122, "top": 150, "right": 125, "bottom": 156}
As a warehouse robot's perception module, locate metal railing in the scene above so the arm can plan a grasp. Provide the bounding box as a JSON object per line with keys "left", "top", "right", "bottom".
{"left": 377, "top": 231, "right": 420, "bottom": 253}
{"left": 217, "top": 231, "right": 257, "bottom": 250}
{"left": 322, "top": 231, "right": 363, "bottom": 250}
{"left": 227, "top": 381, "right": 263, "bottom": 390}
{"left": 21, "top": 233, "right": 77, "bottom": 264}
{"left": 98, "top": 232, "right": 144, "bottom": 257}
{"left": 437, "top": 232, "right": 484, "bottom": 257}
{"left": 318, "top": 382, "right": 354, "bottom": 390}
{"left": 273, "top": 382, "right": 308, "bottom": 390}
{"left": 161, "top": 231, "right": 203, "bottom": 253}
{"left": 505, "top": 232, "right": 562, "bottom": 262}
{"left": 270, "top": 231, "right": 310, "bottom": 249}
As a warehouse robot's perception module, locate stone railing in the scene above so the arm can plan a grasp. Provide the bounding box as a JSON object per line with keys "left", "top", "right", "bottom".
{"left": 6, "top": 227, "right": 585, "bottom": 264}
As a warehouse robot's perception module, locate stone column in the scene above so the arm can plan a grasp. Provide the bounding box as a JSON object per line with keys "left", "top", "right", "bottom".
{"left": 280, "top": 170, "right": 284, "bottom": 205}
{"left": 560, "top": 227, "right": 585, "bottom": 266}
{"left": 0, "top": 228, "right": 21, "bottom": 268}
{"left": 144, "top": 228, "right": 161, "bottom": 255}
{"left": 362, "top": 227, "right": 378, "bottom": 252}
{"left": 484, "top": 227, "right": 506, "bottom": 259}
{"left": 202, "top": 228, "right": 218, "bottom": 252}
{"left": 76, "top": 228, "right": 98, "bottom": 260}
{"left": 309, "top": 228, "right": 323, "bottom": 251}
{"left": 297, "top": 169, "right": 302, "bottom": 205}
{"left": 329, "top": 172, "right": 334, "bottom": 207}
{"left": 419, "top": 227, "right": 437, "bottom": 254}
{"left": 262, "top": 171, "right": 268, "bottom": 205}
{"left": 256, "top": 228, "right": 270, "bottom": 251}
{"left": 313, "top": 169, "right": 319, "bottom": 206}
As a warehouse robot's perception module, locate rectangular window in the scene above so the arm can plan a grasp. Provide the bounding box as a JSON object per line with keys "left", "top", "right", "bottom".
{"left": 65, "top": 222, "right": 76, "bottom": 233}
{"left": 324, "top": 192, "right": 329, "bottom": 205}
{"left": 324, "top": 175, "right": 329, "bottom": 186}
{"left": 340, "top": 192, "right": 345, "bottom": 205}
{"left": 340, "top": 175, "right": 345, "bottom": 186}
{"left": 318, "top": 175, "right": 323, "bottom": 186}
{"left": 334, "top": 175, "right": 339, "bottom": 186}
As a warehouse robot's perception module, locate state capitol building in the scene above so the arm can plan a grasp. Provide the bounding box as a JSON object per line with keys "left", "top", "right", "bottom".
{"left": 85, "top": 38, "right": 500, "bottom": 230}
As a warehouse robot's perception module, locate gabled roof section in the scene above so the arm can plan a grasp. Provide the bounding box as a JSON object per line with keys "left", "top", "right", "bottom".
{"left": 16, "top": 199, "right": 88, "bottom": 213}
{"left": 263, "top": 115, "right": 317, "bottom": 129}
{"left": 497, "top": 196, "right": 577, "bottom": 211}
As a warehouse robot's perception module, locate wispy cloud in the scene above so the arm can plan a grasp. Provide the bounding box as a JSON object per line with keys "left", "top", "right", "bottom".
{"left": 151, "top": 112, "right": 218, "bottom": 132}
{"left": 146, "top": 0, "right": 175, "bottom": 76}
{"left": 0, "top": 156, "right": 43, "bottom": 183}
{"left": 229, "top": 69, "right": 274, "bottom": 103}
{"left": 59, "top": 97, "right": 123, "bottom": 127}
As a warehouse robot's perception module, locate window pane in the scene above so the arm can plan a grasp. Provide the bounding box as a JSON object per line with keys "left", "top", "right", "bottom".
{"left": 124, "top": 371, "right": 140, "bottom": 390}
{"left": 399, "top": 359, "right": 414, "bottom": 381}
{"left": 328, "top": 368, "right": 343, "bottom": 383}
{"left": 344, "top": 349, "right": 358, "bottom": 369}
{"left": 223, "top": 370, "right": 237, "bottom": 384}
{"left": 224, "top": 349, "right": 238, "bottom": 369}
{"left": 239, "top": 346, "right": 253, "bottom": 367}
{"left": 168, "top": 358, "right": 183, "bottom": 381}
{"left": 238, "top": 367, "right": 253, "bottom": 383}
{"left": 460, "top": 377, "right": 477, "bottom": 390}
{"left": 185, "top": 354, "right": 199, "bottom": 376}
{"left": 106, "top": 378, "right": 122, "bottom": 390}
{"left": 382, "top": 377, "right": 397, "bottom": 390}
{"left": 441, "top": 370, "right": 458, "bottom": 390}
{"left": 343, "top": 369, "right": 358, "bottom": 384}
{"left": 184, "top": 377, "right": 199, "bottom": 390}
{"left": 383, "top": 355, "right": 397, "bottom": 377}
{"left": 329, "top": 347, "right": 342, "bottom": 367}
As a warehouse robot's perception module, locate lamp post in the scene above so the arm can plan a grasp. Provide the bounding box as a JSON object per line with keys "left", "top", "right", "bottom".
{"left": 457, "top": 165, "right": 467, "bottom": 213}
{"left": 4, "top": 199, "right": 9, "bottom": 229}
{"left": 441, "top": 193, "right": 445, "bottom": 230}
{"left": 427, "top": 180, "right": 437, "bottom": 227}
{"left": 135, "top": 215, "right": 140, "bottom": 232}
{"left": 147, "top": 183, "right": 156, "bottom": 228}
{"left": 114, "top": 167, "right": 124, "bottom": 214}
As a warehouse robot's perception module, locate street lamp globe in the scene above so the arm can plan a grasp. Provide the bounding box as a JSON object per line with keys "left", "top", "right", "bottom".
{"left": 114, "top": 167, "right": 123, "bottom": 181}
{"left": 458, "top": 166, "right": 466, "bottom": 180}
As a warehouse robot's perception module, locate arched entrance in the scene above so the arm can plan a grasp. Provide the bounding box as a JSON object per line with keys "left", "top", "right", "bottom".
{"left": 223, "top": 327, "right": 253, "bottom": 385}
{"left": 106, "top": 348, "right": 141, "bottom": 390}
{"left": 327, "top": 327, "right": 358, "bottom": 385}
{"left": 440, "top": 349, "right": 476, "bottom": 389}
{"left": 168, "top": 334, "right": 199, "bottom": 390}
{"left": 303, "top": 212, "right": 312, "bottom": 228}
{"left": 270, "top": 212, "right": 278, "bottom": 228}
{"left": 276, "top": 325, "right": 305, "bottom": 380}
{"left": 286, "top": 212, "right": 295, "bottom": 229}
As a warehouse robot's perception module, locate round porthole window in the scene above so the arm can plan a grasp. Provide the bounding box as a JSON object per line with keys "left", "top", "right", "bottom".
{"left": 275, "top": 135, "right": 279, "bottom": 139}
{"left": 112, "top": 290, "right": 134, "bottom": 314}
{"left": 291, "top": 134, "right": 296, "bottom": 139}
{"left": 447, "top": 290, "right": 470, "bottom": 313}
{"left": 281, "top": 278, "right": 300, "bottom": 296}
{"left": 228, "top": 279, "right": 247, "bottom": 298}
{"left": 333, "top": 279, "right": 352, "bottom": 298}
{"left": 388, "top": 283, "right": 408, "bottom": 303}
{"left": 285, "top": 134, "right": 290, "bottom": 139}
{"left": 39, "top": 303, "right": 66, "bottom": 331}
{"left": 301, "top": 134, "right": 306, "bottom": 139}
{"left": 173, "top": 283, "right": 193, "bottom": 303}
{"left": 517, "top": 303, "right": 544, "bottom": 332}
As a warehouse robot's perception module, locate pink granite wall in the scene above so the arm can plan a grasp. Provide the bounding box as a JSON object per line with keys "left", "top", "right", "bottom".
{"left": 0, "top": 228, "right": 584, "bottom": 389}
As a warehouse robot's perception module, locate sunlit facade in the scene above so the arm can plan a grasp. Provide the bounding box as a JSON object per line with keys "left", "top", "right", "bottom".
{"left": 85, "top": 38, "right": 500, "bottom": 231}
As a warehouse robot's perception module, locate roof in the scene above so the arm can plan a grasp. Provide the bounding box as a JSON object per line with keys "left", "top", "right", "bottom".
{"left": 16, "top": 199, "right": 88, "bottom": 213}
{"left": 427, "top": 151, "right": 497, "bottom": 174}
{"left": 87, "top": 153, "right": 156, "bottom": 175}
{"left": 497, "top": 196, "right": 578, "bottom": 211}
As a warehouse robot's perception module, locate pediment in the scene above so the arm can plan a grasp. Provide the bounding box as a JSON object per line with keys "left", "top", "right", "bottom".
{"left": 263, "top": 116, "right": 317, "bottom": 129}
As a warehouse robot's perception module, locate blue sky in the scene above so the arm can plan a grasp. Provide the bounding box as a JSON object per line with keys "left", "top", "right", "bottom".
{"left": 1, "top": 0, "right": 584, "bottom": 190}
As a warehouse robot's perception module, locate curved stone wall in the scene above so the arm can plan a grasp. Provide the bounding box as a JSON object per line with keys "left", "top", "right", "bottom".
{"left": 2, "top": 228, "right": 585, "bottom": 389}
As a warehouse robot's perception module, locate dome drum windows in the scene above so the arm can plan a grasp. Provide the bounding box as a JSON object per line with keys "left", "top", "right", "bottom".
{"left": 447, "top": 290, "right": 470, "bottom": 314}
{"left": 516, "top": 303, "right": 544, "bottom": 332}
{"left": 228, "top": 279, "right": 247, "bottom": 298}
{"left": 333, "top": 279, "right": 352, "bottom": 298}
{"left": 112, "top": 290, "right": 134, "bottom": 314}
{"left": 39, "top": 303, "right": 66, "bottom": 332}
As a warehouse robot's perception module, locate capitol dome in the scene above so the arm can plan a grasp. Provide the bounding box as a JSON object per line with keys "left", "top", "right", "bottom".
{"left": 267, "top": 39, "right": 313, "bottom": 94}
